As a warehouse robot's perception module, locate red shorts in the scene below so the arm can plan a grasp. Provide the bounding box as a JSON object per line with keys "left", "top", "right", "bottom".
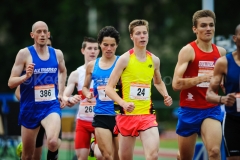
{"left": 115, "top": 114, "right": 158, "bottom": 137}
{"left": 75, "top": 119, "right": 95, "bottom": 149}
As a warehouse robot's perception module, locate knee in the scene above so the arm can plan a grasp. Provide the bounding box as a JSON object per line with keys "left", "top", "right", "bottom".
{"left": 208, "top": 146, "right": 220, "bottom": 158}
{"left": 47, "top": 138, "right": 59, "bottom": 152}
{"left": 146, "top": 152, "right": 158, "bottom": 160}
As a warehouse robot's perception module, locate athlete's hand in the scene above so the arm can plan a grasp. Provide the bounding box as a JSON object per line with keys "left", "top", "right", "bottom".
{"left": 121, "top": 101, "right": 135, "bottom": 113}
{"left": 86, "top": 92, "right": 94, "bottom": 102}
{"left": 68, "top": 94, "right": 81, "bottom": 105}
{"left": 202, "top": 74, "right": 213, "bottom": 82}
{"left": 164, "top": 95, "right": 172, "bottom": 107}
{"left": 25, "top": 63, "right": 35, "bottom": 79}
{"left": 222, "top": 93, "right": 236, "bottom": 106}
{"left": 58, "top": 95, "right": 66, "bottom": 109}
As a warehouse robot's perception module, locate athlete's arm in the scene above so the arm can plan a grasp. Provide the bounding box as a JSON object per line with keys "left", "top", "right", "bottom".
{"left": 8, "top": 48, "right": 34, "bottom": 89}
{"left": 217, "top": 46, "right": 227, "bottom": 57}
{"left": 82, "top": 61, "right": 95, "bottom": 99}
{"left": 206, "top": 57, "right": 236, "bottom": 106}
{"left": 63, "top": 70, "right": 81, "bottom": 106}
{"left": 56, "top": 49, "right": 67, "bottom": 97}
{"left": 106, "top": 53, "right": 134, "bottom": 112}
{"left": 172, "top": 45, "right": 212, "bottom": 91}
{"left": 152, "top": 55, "right": 172, "bottom": 106}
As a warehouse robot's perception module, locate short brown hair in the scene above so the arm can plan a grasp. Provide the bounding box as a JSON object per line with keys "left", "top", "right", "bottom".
{"left": 82, "top": 37, "right": 97, "bottom": 49}
{"left": 129, "top": 19, "right": 149, "bottom": 35}
{"left": 192, "top": 10, "right": 216, "bottom": 27}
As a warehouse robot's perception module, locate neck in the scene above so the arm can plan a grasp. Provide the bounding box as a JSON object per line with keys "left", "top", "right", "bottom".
{"left": 195, "top": 39, "right": 212, "bottom": 52}
{"left": 34, "top": 44, "right": 48, "bottom": 54}
{"left": 133, "top": 46, "right": 146, "bottom": 58}
{"left": 101, "top": 55, "right": 116, "bottom": 62}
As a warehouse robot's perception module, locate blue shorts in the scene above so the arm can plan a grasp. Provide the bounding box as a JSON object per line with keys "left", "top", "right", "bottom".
{"left": 176, "top": 106, "right": 223, "bottom": 137}
{"left": 19, "top": 100, "right": 61, "bottom": 129}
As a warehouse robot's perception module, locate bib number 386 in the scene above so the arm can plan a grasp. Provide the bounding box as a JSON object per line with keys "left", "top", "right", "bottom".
{"left": 34, "top": 84, "right": 56, "bottom": 102}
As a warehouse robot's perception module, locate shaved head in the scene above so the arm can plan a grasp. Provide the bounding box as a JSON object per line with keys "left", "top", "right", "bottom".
{"left": 32, "top": 21, "right": 48, "bottom": 32}
{"left": 235, "top": 24, "right": 240, "bottom": 35}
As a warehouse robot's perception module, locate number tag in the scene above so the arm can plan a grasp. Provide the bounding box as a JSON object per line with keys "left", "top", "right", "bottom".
{"left": 97, "top": 86, "right": 111, "bottom": 101}
{"left": 34, "top": 84, "right": 56, "bottom": 102}
{"left": 129, "top": 83, "right": 150, "bottom": 100}
{"left": 79, "top": 99, "right": 96, "bottom": 117}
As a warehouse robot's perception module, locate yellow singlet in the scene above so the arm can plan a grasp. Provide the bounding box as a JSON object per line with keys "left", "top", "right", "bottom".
{"left": 118, "top": 48, "right": 155, "bottom": 115}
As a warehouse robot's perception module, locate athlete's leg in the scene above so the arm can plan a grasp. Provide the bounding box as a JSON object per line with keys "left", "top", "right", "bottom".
{"left": 95, "top": 128, "right": 114, "bottom": 160}
{"left": 118, "top": 134, "right": 135, "bottom": 160}
{"left": 33, "top": 125, "right": 45, "bottom": 160}
{"left": 140, "top": 127, "right": 159, "bottom": 160}
{"left": 41, "top": 113, "right": 61, "bottom": 152}
{"left": 178, "top": 134, "right": 198, "bottom": 160}
{"left": 201, "top": 118, "right": 222, "bottom": 160}
{"left": 74, "top": 119, "right": 94, "bottom": 160}
{"left": 93, "top": 143, "right": 103, "bottom": 160}
{"left": 112, "top": 136, "right": 119, "bottom": 160}
{"left": 21, "top": 126, "right": 40, "bottom": 160}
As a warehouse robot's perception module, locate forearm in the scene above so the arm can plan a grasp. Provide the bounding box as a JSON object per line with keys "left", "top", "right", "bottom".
{"left": 58, "top": 71, "right": 67, "bottom": 96}
{"left": 206, "top": 91, "right": 221, "bottom": 104}
{"left": 82, "top": 86, "right": 90, "bottom": 97}
{"left": 154, "top": 82, "right": 169, "bottom": 97}
{"left": 8, "top": 75, "right": 28, "bottom": 89}
{"left": 173, "top": 76, "right": 206, "bottom": 91}
{"left": 105, "top": 86, "right": 125, "bottom": 106}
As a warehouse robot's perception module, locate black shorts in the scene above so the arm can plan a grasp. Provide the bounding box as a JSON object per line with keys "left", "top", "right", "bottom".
{"left": 92, "top": 115, "right": 117, "bottom": 137}
{"left": 36, "top": 125, "right": 62, "bottom": 148}
{"left": 223, "top": 113, "right": 240, "bottom": 157}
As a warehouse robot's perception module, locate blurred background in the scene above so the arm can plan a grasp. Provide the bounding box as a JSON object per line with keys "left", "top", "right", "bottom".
{"left": 0, "top": 0, "right": 239, "bottom": 159}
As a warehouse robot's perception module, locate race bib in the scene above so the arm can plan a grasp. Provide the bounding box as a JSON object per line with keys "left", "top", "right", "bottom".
{"left": 197, "top": 61, "right": 214, "bottom": 88}
{"left": 97, "top": 86, "right": 111, "bottom": 101}
{"left": 34, "top": 84, "right": 56, "bottom": 102}
{"left": 78, "top": 99, "right": 96, "bottom": 117}
{"left": 129, "top": 83, "right": 150, "bottom": 100}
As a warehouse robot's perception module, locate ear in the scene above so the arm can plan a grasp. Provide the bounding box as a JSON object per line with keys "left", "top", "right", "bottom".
{"left": 81, "top": 48, "right": 84, "bottom": 55}
{"left": 30, "top": 32, "right": 34, "bottom": 39}
{"left": 48, "top": 31, "right": 51, "bottom": 38}
{"left": 232, "top": 35, "right": 237, "bottom": 43}
{"left": 130, "top": 34, "right": 133, "bottom": 40}
{"left": 192, "top": 26, "right": 197, "bottom": 34}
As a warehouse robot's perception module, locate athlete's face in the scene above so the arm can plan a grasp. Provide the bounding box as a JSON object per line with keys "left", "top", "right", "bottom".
{"left": 193, "top": 17, "right": 215, "bottom": 42}
{"left": 81, "top": 42, "right": 99, "bottom": 62}
{"left": 99, "top": 37, "right": 118, "bottom": 58}
{"left": 130, "top": 26, "right": 149, "bottom": 48}
{"left": 30, "top": 22, "right": 50, "bottom": 47}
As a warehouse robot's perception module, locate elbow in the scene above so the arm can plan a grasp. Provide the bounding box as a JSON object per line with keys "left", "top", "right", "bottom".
{"left": 172, "top": 83, "right": 181, "bottom": 91}
{"left": 205, "top": 93, "right": 211, "bottom": 103}
{"left": 8, "top": 82, "right": 15, "bottom": 89}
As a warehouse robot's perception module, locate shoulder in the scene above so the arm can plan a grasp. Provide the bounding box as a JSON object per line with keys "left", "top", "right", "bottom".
{"left": 53, "top": 48, "right": 64, "bottom": 59}
{"left": 215, "top": 55, "right": 227, "bottom": 67}
{"left": 149, "top": 53, "right": 160, "bottom": 64}
{"left": 117, "top": 51, "right": 131, "bottom": 67}
{"left": 86, "top": 59, "right": 96, "bottom": 71}
{"left": 68, "top": 69, "right": 79, "bottom": 81}
{"left": 216, "top": 46, "right": 227, "bottom": 56}
{"left": 177, "top": 44, "right": 195, "bottom": 61}
{"left": 18, "top": 47, "right": 30, "bottom": 56}
{"left": 180, "top": 44, "right": 194, "bottom": 54}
